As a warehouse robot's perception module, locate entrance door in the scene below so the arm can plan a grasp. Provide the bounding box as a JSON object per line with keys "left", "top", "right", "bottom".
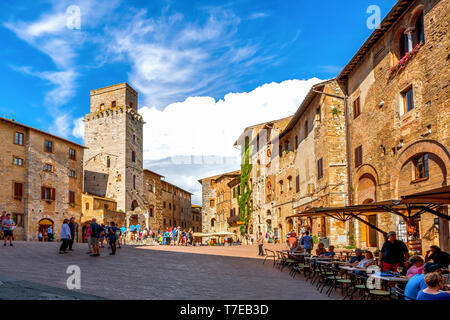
{"left": 367, "top": 215, "right": 378, "bottom": 247}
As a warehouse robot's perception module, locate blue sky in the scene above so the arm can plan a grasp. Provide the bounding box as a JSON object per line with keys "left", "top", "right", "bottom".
{"left": 0, "top": 0, "right": 396, "bottom": 203}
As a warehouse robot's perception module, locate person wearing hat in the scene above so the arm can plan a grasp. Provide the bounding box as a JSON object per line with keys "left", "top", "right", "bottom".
{"left": 349, "top": 248, "right": 365, "bottom": 264}
{"left": 378, "top": 231, "right": 409, "bottom": 272}
{"left": 404, "top": 262, "right": 442, "bottom": 300}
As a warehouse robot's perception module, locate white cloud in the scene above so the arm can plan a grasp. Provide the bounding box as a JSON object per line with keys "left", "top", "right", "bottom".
{"left": 105, "top": 9, "right": 266, "bottom": 108}
{"left": 72, "top": 117, "right": 85, "bottom": 139}
{"left": 140, "top": 77, "right": 322, "bottom": 202}
{"left": 248, "top": 12, "right": 269, "bottom": 20}
{"left": 139, "top": 77, "right": 322, "bottom": 161}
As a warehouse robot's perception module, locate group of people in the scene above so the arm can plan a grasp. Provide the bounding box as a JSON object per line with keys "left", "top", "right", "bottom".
{"left": 83, "top": 219, "right": 122, "bottom": 256}
{"left": 285, "top": 229, "right": 450, "bottom": 300}
{"left": 155, "top": 227, "right": 194, "bottom": 246}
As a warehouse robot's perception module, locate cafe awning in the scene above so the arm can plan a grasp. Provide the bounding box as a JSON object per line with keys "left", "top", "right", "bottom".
{"left": 287, "top": 186, "right": 450, "bottom": 238}
{"left": 192, "top": 233, "right": 213, "bottom": 237}
{"left": 210, "top": 231, "right": 236, "bottom": 237}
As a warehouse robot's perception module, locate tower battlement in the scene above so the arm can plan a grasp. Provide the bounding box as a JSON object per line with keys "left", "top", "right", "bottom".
{"left": 90, "top": 82, "right": 138, "bottom": 113}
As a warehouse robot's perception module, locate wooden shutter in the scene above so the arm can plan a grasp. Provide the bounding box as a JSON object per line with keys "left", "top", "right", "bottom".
{"left": 41, "top": 187, "right": 46, "bottom": 200}
{"left": 51, "top": 188, "right": 56, "bottom": 201}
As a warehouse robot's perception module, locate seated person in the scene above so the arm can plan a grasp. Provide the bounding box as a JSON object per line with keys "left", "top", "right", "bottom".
{"left": 323, "top": 245, "right": 335, "bottom": 258}
{"left": 425, "top": 245, "right": 449, "bottom": 268}
{"left": 315, "top": 242, "right": 326, "bottom": 256}
{"left": 406, "top": 255, "right": 425, "bottom": 278}
{"left": 416, "top": 272, "right": 450, "bottom": 300}
{"left": 349, "top": 248, "right": 364, "bottom": 264}
{"left": 352, "top": 251, "right": 374, "bottom": 268}
{"left": 405, "top": 262, "right": 442, "bottom": 300}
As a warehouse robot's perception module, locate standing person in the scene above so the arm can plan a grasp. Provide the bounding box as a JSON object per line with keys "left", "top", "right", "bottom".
{"left": 68, "top": 217, "right": 75, "bottom": 251}
{"left": 86, "top": 222, "right": 93, "bottom": 254}
{"left": 0, "top": 211, "right": 6, "bottom": 237}
{"left": 89, "top": 218, "right": 103, "bottom": 257}
{"left": 107, "top": 222, "right": 120, "bottom": 255}
{"left": 38, "top": 231, "right": 43, "bottom": 242}
{"left": 257, "top": 232, "right": 264, "bottom": 256}
{"left": 47, "top": 225, "right": 53, "bottom": 242}
{"left": 2, "top": 214, "right": 15, "bottom": 247}
{"left": 378, "top": 231, "right": 409, "bottom": 272}
{"left": 300, "top": 231, "right": 314, "bottom": 254}
{"left": 59, "top": 219, "right": 71, "bottom": 254}
{"left": 120, "top": 225, "right": 126, "bottom": 246}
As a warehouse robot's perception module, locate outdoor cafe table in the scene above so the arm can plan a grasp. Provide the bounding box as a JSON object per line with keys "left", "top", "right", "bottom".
{"left": 369, "top": 273, "right": 409, "bottom": 282}
{"left": 339, "top": 266, "right": 367, "bottom": 272}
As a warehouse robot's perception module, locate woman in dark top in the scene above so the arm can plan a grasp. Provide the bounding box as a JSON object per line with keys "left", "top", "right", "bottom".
{"left": 425, "top": 246, "right": 449, "bottom": 267}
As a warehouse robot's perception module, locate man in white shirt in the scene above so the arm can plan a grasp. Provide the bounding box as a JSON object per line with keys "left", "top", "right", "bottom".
{"left": 59, "top": 219, "right": 71, "bottom": 254}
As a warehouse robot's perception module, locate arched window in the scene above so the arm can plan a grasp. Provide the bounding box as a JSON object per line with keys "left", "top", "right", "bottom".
{"left": 414, "top": 12, "right": 424, "bottom": 46}
{"left": 211, "top": 219, "right": 215, "bottom": 227}
{"left": 133, "top": 175, "right": 136, "bottom": 189}
{"left": 399, "top": 31, "right": 409, "bottom": 57}
{"left": 131, "top": 151, "right": 136, "bottom": 162}
{"left": 106, "top": 156, "right": 110, "bottom": 168}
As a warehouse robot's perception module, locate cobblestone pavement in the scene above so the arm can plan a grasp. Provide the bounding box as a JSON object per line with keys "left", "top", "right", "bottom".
{"left": 0, "top": 241, "right": 338, "bottom": 300}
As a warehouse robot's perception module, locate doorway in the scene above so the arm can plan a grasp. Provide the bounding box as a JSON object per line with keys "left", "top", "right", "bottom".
{"left": 38, "top": 218, "right": 53, "bottom": 241}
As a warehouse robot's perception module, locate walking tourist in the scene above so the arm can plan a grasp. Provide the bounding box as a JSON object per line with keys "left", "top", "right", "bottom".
{"left": 107, "top": 222, "right": 120, "bottom": 255}
{"left": 300, "top": 231, "right": 313, "bottom": 254}
{"left": 59, "top": 218, "right": 71, "bottom": 254}
{"left": 416, "top": 272, "right": 450, "bottom": 300}
{"left": 68, "top": 217, "right": 75, "bottom": 251}
{"left": 405, "top": 262, "right": 443, "bottom": 300}
{"left": 378, "top": 231, "right": 409, "bottom": 272}
{"left": 257, "top": 232, "right": 264, "bottom": 256}
{"left": 89, "top": 218, "right": 103, "bottom": 257}
{"left": 86, "top": 222, "right": 93, "bottom": 254}
{"left": 425, "top": 245, "right": 449, "bottom": 267}
{"left": 47, "top": 225, "right": 53, "bottom": 242}
{"left": 2, "top": 214, "right": 15, "bottom": 247}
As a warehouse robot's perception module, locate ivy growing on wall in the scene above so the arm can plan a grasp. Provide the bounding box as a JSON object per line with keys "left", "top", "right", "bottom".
{"left": 238, "top": 137, "right": 253, "bottom": 235}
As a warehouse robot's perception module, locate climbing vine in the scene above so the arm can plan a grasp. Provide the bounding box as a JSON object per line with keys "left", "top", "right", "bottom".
{"left": 237, "top": 137, "right": 253, "bottom": 235}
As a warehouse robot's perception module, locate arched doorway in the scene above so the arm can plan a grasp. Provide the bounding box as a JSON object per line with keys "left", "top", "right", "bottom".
{"left": 38, "top": 218, "right": 53, "bottom": 242}
{"left": 131, "top": 200, "right": 139, "bottom": 211}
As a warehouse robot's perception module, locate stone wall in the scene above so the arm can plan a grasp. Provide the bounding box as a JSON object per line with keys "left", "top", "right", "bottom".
{"left": 0, "top": 118, "right": 83, "bottom": 241}
{"left": 344, "top": 0, "right": 449, "bottom": 251}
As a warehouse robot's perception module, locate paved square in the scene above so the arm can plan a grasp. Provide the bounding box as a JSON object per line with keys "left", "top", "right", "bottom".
{"left": 0, "top": 242, "right": 337, "bottom": 300}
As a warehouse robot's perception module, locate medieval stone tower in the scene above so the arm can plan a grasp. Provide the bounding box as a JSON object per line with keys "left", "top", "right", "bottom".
{"left": 83, "top": 83, "right": 145, "bottom": 212}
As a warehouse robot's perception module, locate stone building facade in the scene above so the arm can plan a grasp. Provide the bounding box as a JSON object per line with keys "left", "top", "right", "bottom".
{"left": 83, "top": 83, "right": 145, "bottom": 214}
{"left": 143, "top": 169, "right": 164, "bottom": 231}
{"left": 234, "top": 117, "right": 293, "bottom": 241}
{"left": 277, "top": 80, "right": 348, "bottom": 246}
{"left": 160, "top": 180, "right": 192, "bottom": 230}
{"left": 191, "top": 205, "right": 202, "bottom": 233}
{"left": 0, "top": 117, "right": 84, "bottom": 241}
{"left": 199, "top": 170, "right": 240, "bottom": 234}
{"left": 337, "top": 0, "right": 450, "bottom": 252}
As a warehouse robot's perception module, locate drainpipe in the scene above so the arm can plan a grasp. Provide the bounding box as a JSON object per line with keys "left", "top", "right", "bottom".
{"left": 342, "top": 85, "right": 352, "bottom": 206}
